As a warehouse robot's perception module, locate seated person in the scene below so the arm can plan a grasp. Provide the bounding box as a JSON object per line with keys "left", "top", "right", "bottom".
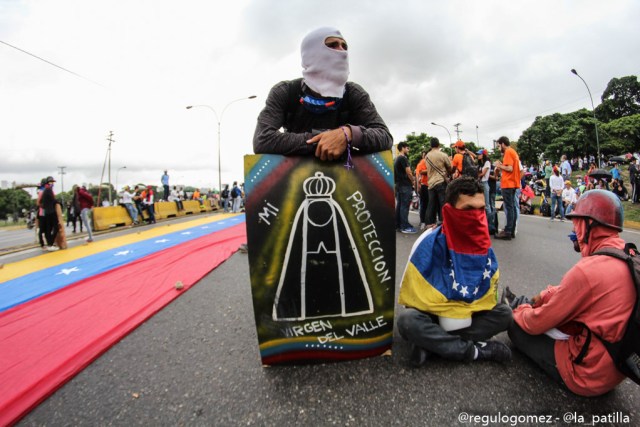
{"left": 611, "top": 178, "right": 629, "bottom": 201}
{"left": 397, "top": 177, "right": 513, "bottom": 367}
{"left": 507, "top": 190, "right": 635, "bottom": 396}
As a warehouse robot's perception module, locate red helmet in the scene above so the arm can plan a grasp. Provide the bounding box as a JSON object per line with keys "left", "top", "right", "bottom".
{"left": 566, "top": 189, "right": 623, "bottom": 231}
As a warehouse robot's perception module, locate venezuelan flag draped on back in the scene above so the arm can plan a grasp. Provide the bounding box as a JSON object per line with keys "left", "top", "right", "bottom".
{"left": 399, "top": 204, "right": 499, "bottom": 319}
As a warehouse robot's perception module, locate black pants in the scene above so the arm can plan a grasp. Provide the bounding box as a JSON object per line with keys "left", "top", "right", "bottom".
{"left": 398, "top": 304, "right": 513, "bottom": 361}
{"left": 42, "top": 213, "right": 59, "bottom": 246}
{"left": 426, "top": 182, "right": 446, "bottom": 225}
{"left": 419, "top": 184, "right": 429, "bottom": 224}
{"left": 508, "top": 321, "right": 563, "bottom": 385}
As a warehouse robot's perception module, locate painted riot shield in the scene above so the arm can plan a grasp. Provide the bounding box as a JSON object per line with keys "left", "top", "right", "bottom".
{"left": 244, "top": 152, "right": 396, "bottom": 365}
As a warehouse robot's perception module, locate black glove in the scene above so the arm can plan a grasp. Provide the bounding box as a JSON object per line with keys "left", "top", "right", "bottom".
{"left": 501, "top": 286, "right": 532, "bottom": 309}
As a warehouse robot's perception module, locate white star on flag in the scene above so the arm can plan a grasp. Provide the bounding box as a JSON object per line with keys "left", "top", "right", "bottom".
{"left": 452, "top": 280, "right": 459, "bottom": 291}
{"left": 181, "top": 232, "right": 192, "bottom": 235}
{"left": 460, "top": 286, "right": 469, "bottom": 297}
{"left": 487, "top": 258, "right": 492, "bottom": 266}
{"left": 200, "top": 226, "right": 209, "bottom": 229}
{"left": 483, "top": 269, "right": 491, "bottom": 279}
{"left": 155, "top": 239, "right": 170, "bottom": 243}
{"left": 114, "top": 250, "right": 131, "bottom": 256}
{"left": 449, "top": 269, "right": 455, "bottom": 279}
{"left": 474, "top": 287, "right": 479, "bottom": 295}
{"left": 56, "top": 267, "right": 80, "bottom": 275}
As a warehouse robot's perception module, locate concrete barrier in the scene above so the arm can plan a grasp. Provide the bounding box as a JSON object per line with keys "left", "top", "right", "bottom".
{"left": 181, "top": 200, "right": 200, "bottom": 215}
{"left": 93, "top": 206, "right": 133, "bottom": 231}
{"left": 155, "top": 201, "right": 179, "bottom": 219}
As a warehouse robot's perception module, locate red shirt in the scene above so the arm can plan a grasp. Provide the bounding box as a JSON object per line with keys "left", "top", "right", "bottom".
{"left": 513, "top": 231, "right": 634, "bottom": 396}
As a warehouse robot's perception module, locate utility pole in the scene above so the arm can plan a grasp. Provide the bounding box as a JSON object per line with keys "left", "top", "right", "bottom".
{"left": 107, "top": 131, "right": 114, "bottom": 204}
{"left": 57, "top": 166, "right": 66, "bottom": 203}
{"left": 453, "top": 123, "right": 462, "bottom": 141}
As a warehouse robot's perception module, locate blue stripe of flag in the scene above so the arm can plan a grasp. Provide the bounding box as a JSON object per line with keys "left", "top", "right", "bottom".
{"left": 0, "top": 216, "right": 245, "bottom": 312}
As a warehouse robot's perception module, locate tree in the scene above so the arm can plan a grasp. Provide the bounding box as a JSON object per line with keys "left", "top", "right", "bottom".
{"left": 400, "top": 132, "right": 432, "bottom": 168}
{"left": 600, "top": 114, "right": 640, "bottom": 154}
{"left": 596, "top": 75, "right": 640, "bottom": 123}
{"left": 0, "top": 188, "right": 34, "bottom": 221}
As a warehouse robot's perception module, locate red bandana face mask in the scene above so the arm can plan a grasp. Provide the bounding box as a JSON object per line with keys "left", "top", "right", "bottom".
{"left": 441, "top": 203, "right": 490, "bottom": 255}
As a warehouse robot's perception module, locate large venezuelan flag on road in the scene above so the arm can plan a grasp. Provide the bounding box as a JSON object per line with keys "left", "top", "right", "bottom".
{"left": 0, "top": 214, "right": 246, "bottom": 426}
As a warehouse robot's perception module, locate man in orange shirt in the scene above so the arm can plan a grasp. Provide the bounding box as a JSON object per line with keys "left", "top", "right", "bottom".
{"left": 450, "top": 140, "right": 465, "bottom": 178}
{"left": 494, "top": 136, "right": 520, "bottom": 240}
{"left": 414, "top": 149, "right": 429, "bottom": 230}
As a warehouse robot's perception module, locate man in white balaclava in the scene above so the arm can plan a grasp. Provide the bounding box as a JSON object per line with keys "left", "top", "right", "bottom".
{"left": 253, "top": 26, "right": 392, "bottom": 161}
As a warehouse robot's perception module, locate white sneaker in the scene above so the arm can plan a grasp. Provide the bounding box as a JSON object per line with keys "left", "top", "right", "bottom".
{"left": 46, "top": 246, "right": 59, "bottom": 252}
{"left": 420, "top": 223, "right": 426, "bottom": 231}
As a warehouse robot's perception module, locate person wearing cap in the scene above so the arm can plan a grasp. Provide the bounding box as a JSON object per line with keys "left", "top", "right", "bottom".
{"left": 477, "top": 149, "right": 495, "bottom": 234}
{"left": 425, "top": 137, "right": 452, "bottom": 227}
{"left": 38, "top": 176, "right": 60, "bottom": 251}
{"left": 143, "top": 185, "right": 156, "bottom": 224}
{"left": 120, "top": 185, "right": 139, "bottom": 225}
{"left": 562, "top": 180, "right": 577, "bottom": 215}
{"left": 506, "top": 190, "right": 635, "bottom": 396}
{"left": 450, "top": 140, "right": 466, "bottom": 178}
{"left": 493, "top": 136, "right": 521, "bottom": 240}
{"left": 253, "top": 26, "right": 392, "bottom": 160}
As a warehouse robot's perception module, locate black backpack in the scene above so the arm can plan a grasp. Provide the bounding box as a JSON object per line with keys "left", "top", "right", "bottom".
{"left": 461, "top": 153, "right": 478, "bottom": 178}
{"left": 575, "top": 243, "right": 640, "bottom": 385}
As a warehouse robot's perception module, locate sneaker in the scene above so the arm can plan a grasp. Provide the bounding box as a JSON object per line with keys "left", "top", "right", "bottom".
{"left": 401, "top": 227, "right": 418, "bottom": 234}
{"left": 475, "top": 341, "right": 512, "bottom": 363}
{"left": 86, "top": 238, "right": 94, "bottom": 243}
{"left": 46, "top": 246, "right": 59, "bottom": 252}
{"left": 550, "top": 217, "right": 555, "bottom": 221}
{"left": 420, "top": 223, "right": 426, "bottom": 231}
{"left": 239, "top": 243, "right": 248, "bottom": 253}
{"left": 409, "top": 344, "right": 429, "bottom": 368}
{"left": 560, "top": 218, "right": 565, "bottom": 222}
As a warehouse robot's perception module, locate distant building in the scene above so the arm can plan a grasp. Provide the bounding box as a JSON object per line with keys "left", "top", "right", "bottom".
{"left": 1, "top": 180, "right": 9, "bottom": 189}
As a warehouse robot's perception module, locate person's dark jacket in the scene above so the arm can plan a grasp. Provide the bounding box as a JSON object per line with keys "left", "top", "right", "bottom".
{"left": 253, "top": 79, "right": 392, "bottom": 155}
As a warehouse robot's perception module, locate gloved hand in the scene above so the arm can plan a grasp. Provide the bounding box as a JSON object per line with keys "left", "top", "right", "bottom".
{"left": 501, "top": 286, "right": 533, "bottom": 310}
{"left": 509, "top": 295, "right": 533, "bottom": 310}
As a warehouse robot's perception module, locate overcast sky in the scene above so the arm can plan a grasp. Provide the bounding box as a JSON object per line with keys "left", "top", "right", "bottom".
{"left": 1, "top": 0, "right": 639, "bottom": 192}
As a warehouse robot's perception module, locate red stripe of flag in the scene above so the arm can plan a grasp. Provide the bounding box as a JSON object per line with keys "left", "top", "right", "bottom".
{"left": 0, "top": 223, "right": 246, "bottom": 426}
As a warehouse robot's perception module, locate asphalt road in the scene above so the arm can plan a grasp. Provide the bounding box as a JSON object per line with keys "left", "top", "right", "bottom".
{"left": 11, "top": 211, "right": 640, "bottom": 426}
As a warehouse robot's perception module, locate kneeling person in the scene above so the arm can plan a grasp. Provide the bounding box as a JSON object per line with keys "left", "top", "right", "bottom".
{"left": 397, "top": 177, "right": 513, "bottom": 366}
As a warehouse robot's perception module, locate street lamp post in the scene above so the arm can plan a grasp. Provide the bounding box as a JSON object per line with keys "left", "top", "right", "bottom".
{"left": 186, "top": 95, "right": 257, "bottom": 193}
{"left": 571, "top": 69, "right": 601, "bottom": 167}
{"left": 430, "top": 122, "right": 452, "bottom": 145}
{"left": 115, "top": 166, "right": 127, "bottom": 201}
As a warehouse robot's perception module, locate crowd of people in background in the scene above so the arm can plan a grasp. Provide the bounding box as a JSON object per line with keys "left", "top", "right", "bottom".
{"left": 401, "top": 138, "right": 640, "bottom": 240}
{"left": 30, "top": 169, "right": 246, "bottom": 252}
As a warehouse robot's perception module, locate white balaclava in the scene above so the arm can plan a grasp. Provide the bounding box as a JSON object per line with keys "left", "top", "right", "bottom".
{"left": 301, "top": 27, "right": 349, "bottom": 98}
